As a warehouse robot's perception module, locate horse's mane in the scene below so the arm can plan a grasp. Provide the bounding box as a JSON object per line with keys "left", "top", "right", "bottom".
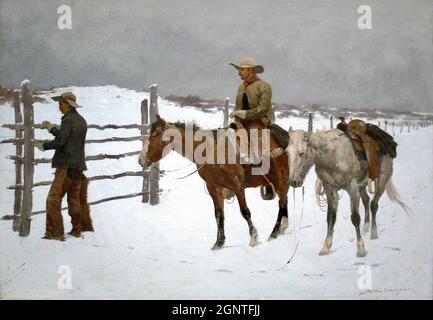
{"left": 150, "top": 120, "right": 202, "bottom": 133}
{"left": 171, "top": 121, "right": 201, "bottom": 131}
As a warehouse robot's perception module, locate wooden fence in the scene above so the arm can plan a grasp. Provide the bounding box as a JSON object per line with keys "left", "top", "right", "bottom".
{"left": 306, "top": 112, "right": 431, "bottom": 135}
{"left": 1, "top": 80, "right": 161, "bottom": 236}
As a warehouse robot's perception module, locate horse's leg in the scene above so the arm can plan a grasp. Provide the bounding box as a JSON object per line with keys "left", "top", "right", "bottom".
{"left": 360, "top": 186, "right": 371, "bottom": 234}
{"left": 235, "top": 188, "right": 259, "bottom": 247}
{"left": 208, "top": 186, "right": 225, "bottom": 250}
{"left": 319, "top": 186, "right": 338, "bottom": 256}
{"left": 268, "top": 182, "right": 289, "bottom": 240}
{"left": 370, "top": 159, "right": 392, "bottom": 240}
{"left": 348, "top": 186, "right": 367, "bottom": 257}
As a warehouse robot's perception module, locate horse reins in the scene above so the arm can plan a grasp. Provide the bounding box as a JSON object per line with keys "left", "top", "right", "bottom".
{"left": 160, "top": 163, "right": 206, "bottom": 180}
{"left": 286, "top": 186, "right": 305, "bottom": 264}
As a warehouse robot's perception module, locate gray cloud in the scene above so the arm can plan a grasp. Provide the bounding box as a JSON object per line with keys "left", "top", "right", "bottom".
{"left": 0, "top": 0, "right": 432, "bottom": 112}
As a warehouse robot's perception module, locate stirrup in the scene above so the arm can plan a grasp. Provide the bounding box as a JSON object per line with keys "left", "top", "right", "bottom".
{"left": 260, "top": 184, "right": 276, "bottom": 200}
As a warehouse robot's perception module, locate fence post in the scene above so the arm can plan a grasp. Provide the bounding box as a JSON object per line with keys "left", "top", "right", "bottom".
{"left": 12, "top": 90, "right": 23, "bottom": 232}
{"left": 223, "top": 97, "right": 229, "bottom": 127}
{"left": 141, "top": 99, "right": 150, "bottom": 203}
{"left": 308, "top": 112, "right": 313, "bottom": 133}
{"left": 330, "top": 115, "right": 334, "bottom": 129}
{"left": 271, "top": 105, "right": 276, "bottom": 123}
{"left": 19, "top": 80, "right": 34, "bottom": 237}
{"left": 384, "top": 120, "right": 388, "bottom": 132}
{"left": 149, "top": 84, "right": 160, "bottom": 205}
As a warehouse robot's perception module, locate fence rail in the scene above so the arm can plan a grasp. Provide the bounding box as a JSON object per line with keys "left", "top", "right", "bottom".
{"left": 1, "top": 190, "right": 161, "bottom": 221}
{"left": 1, "top": 80, "right": 161, "bottom": 236}
{"left": 1, "top": 135, "right": 146, "bottom": 144}
{"left": 2, "top": 123, "right": 148, "bottom": 130}
{"left": 8, "top": 149, "right": 142, "bottom": 164}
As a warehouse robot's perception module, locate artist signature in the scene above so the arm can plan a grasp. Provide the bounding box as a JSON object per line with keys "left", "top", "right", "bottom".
{"left": 359, "top": 288, "right": 410, "bottom": 296}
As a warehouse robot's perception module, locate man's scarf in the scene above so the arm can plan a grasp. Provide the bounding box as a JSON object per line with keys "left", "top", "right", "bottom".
{"left": 243, "top": 75, "right": 260, "bottom": 87}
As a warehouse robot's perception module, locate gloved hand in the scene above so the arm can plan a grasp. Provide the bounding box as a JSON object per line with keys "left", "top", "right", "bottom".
{"left": 33, "top": 141, "right": 45, "bottom": 151}
{"left": 229, "top": 110, "right": 247, "bottom": 119}
{"left": 41, "top": 121, "right": 56, "bottom": 131}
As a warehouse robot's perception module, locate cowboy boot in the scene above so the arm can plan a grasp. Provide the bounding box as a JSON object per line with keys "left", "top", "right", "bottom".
{"left": 42, "top": 233, "right": 66, "bottom": 241}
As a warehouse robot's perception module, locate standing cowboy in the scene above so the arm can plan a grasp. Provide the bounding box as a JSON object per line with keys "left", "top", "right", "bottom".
{"left": 33, "top": 92, "right": 93, "bottom": 240}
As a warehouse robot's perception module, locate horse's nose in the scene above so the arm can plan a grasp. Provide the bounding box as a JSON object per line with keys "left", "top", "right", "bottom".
{"left": 138, "top": 157, "right": 146, "bottom": 168}
{"left": 290, "top": 179, "right": 302, "bottom": 188}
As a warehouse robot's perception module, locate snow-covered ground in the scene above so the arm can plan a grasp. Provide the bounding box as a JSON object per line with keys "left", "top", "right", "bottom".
{"left": 0, "top": 86, "right": 432, "bottom": 299}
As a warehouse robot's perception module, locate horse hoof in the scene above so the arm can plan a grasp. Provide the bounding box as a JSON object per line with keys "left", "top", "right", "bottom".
{"left": 356, "top": 250, "right": 367, "bottom": 258}
{"left": 249, "top": 240, "right": 260, "bottom": 247}
{"left": 267, "top": 234, "right": 277, "bottom": 241}
{"left": 211, "top": 241, "right": 225, "bottom": 250}
{"left": 356, "top": 240, "right": 367, "bottom": 257}
{"left": 370, "top": 232, "right": 378, "bottom": 240}
{"left": 363, "top": 223, "right": 370, "bottom": 234}
{"left": 249, "top": 235, "right": 260, "bottom": 247}
{"left": 318, "top": 248, "right": 330, "bottom": 256}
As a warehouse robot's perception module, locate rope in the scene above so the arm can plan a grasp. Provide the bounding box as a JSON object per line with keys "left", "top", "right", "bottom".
{"left": 160, "top": 162, "right": 194, "bottom": 173}
{"left": 287, "top": 186, "right": 305, "bottom": 264}
{"left": 203, "top": 183, "right": 235, "bottom": 204}
{"left": 161, "top": 163, "right": 206, "bottom": 180}
{"left": 315, "top": 179, "right": 328, "bottom": 212}
{"left": 225, "top": 194, "right": 235, "bottom": 204}
{"left": 315, "top": 178, "right": 342, "bottom": 212}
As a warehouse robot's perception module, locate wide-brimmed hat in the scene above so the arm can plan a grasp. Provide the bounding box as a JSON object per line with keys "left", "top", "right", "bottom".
{"left": 230, "top": 57, "right": 264, "bottom": 74}
{"left": 52, "top": 92, "right": 82, "bottom": 108}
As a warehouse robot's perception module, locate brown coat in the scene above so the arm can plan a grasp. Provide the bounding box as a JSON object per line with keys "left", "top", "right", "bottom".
{"left": 235, "top": 79, "right": 273, "bottom": 126}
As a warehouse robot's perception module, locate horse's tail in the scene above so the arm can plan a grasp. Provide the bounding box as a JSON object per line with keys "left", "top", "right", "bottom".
{"left": 385, "top": 177, "right": 412, "bottom": 218}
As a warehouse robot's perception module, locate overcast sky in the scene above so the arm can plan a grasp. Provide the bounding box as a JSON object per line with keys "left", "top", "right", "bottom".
{"left": 0, "top": 0, "right": 432, "bottom": 112}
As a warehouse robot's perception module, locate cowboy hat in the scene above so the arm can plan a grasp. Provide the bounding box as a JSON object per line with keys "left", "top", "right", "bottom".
{"left": 230, "top": 57, "right": 264, "bottom": 74}
{"left": 52, "top": 92, "right": 82, "bottom": 108}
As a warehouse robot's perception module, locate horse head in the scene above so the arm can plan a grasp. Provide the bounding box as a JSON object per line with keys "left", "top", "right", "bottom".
{"left": 139, "top": 114, "right": 174, "bottom": 167}
{"left": 287, "top": 127, "right": 314, "bottom": 188}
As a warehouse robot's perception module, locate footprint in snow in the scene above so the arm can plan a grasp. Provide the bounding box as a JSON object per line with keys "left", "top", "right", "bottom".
{"left": 384, "top": 246, "right": 401, "bottom": 252}
{"left": 215, "top": 269, "right": 232, "bottom": 273}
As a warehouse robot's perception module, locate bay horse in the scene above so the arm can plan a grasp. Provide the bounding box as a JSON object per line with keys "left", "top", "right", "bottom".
{"left": 286, "top": 128, "right": 409, "bottom": 257}
{"left": 138, "top": 115, "right": 290, "bottom": 250}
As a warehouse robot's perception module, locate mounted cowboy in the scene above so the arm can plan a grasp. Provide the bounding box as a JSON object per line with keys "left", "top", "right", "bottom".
{"left": 228, "top": 57, "right": 288, "bottom": 199}
{"left": 229, "top": 57, "right": 273, "bottom": 130}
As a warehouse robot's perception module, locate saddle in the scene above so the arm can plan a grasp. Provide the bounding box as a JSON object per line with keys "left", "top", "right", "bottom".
{"left": 269, "top": 123, "right": 290, "bottom": 149}
{"left": 342, "top": 119, "right": 397, "bottom": 179}
{"left": 230, "top": 120, "right": 289, "bottom": 150}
